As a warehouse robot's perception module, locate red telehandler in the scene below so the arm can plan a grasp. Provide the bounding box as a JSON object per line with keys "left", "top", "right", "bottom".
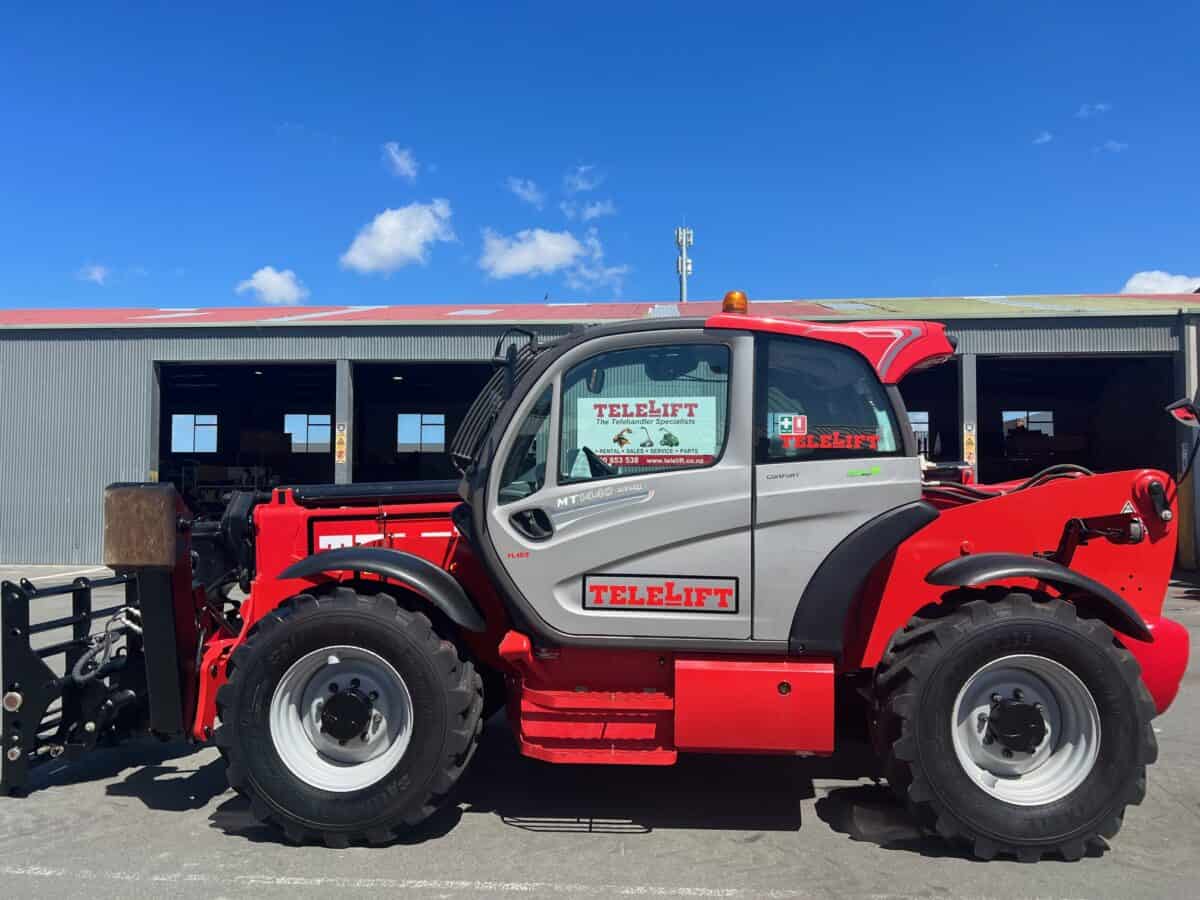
{"left": 1, "top": 293, "right": 1191, "bottom": 860}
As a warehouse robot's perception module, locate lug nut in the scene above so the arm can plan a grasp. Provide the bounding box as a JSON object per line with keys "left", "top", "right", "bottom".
{"left": 2, "top": 691, "right": 22, "bottom": 713}
{"left": 350, "top": 678, "right": 360, "bottom": 689}
{"left": 1012, "top": 689, "right": 1024, "bottom": 701}
{"left": 368, "top": 691, "right": 379, "bottom": 702}
{"left": 1002, "top": 749, "right": 1013, "bottom": 759}
{"left": 5, "top": 747, "right": 19, "bottom": 762}
{"left": 328, "top": 683, "right": 339, "bottom": 693}
{"left": 83, "top": 722, "right": 96, "bottom": 734}
{"left": 990, "top": 693, "right": 1002, "bottom": 705}
{"left": 338, "top": 739, "right": 347, "bottom": 746}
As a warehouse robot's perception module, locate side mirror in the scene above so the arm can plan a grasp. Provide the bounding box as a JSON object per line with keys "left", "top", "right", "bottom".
{"left": 1166, "top": 398, "right": 1200, "bottom": 428}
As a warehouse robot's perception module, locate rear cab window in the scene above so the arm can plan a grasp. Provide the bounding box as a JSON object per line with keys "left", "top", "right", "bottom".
{"left": 756, "top": 335, "right": 901, "bottom": 463}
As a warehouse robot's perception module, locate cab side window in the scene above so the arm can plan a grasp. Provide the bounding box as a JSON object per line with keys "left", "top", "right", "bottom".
{"left": 757, "top": 335, "right": 901, "bottom": 462}
{"left": 559, "top": 344, "right": 730, "bottom": 483}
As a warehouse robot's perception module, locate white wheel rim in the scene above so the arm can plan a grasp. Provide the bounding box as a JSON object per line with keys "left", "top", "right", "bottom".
{"left": 269, "top": 645, "right": 414, "bottom": 793}
{"left": 950, "top": 654, "right": 1100, "bottom": 807}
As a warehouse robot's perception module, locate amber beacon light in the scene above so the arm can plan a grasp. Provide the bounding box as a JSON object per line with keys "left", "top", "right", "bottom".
{"left": 722, "top": 290, "right": 749, "bottom": 313}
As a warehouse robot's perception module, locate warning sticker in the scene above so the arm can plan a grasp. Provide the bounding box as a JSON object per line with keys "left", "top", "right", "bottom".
{"left": 777, "top": 413, "right": 808, "bottom": 436}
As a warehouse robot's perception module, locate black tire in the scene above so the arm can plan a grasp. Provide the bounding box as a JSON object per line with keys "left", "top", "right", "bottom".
{"left": 214, "top": 587, "right": 484, "bottom": 847}
{"left": 873, "top": 589, "right": 1157, "bottom": 861}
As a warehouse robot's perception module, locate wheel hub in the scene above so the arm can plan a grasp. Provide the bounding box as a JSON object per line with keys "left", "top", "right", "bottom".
{"left": 320, "top": 687, "right": 374, "bottom": 742}
{"left": 269, "top": 645, "right": 415, "bottom": 793}
{"left": 986, "top": 696, "right": 1047, "bottom": 754}
{"left": 951, "top": 654, "right": 1101, "bottom": 806}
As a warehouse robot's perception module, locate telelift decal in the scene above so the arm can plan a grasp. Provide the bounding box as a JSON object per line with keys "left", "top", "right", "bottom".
{"left": 583, "top": 574, "right": 738, "bottom": 614}
{"left": 578, "top": 397, "right": 717, "bottom": 468}
{"left": 776, "top": 412, "right": 879, "bottom": 452}
{"left": 782, "top": 431, "right": 880, "bottom": 452}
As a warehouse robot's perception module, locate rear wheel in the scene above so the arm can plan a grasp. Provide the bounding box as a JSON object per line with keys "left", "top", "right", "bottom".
{"left": 874, "top": 590, "right": 1156, "bottom": 861}
{"left": 214, "top": 587, "right": 483, "bottom": 846}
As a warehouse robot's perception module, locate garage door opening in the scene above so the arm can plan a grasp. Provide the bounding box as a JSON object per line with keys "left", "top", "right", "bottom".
{"left": 977, "top": 356, "right": 1175, "bottom": 482}
{"left": 159, "top": 363, "right": 335, "bottom": 516}
{"left": 899, "top": 362, "right": 961, "bottom": 462}
{"left": 353, "top": 362, "right": 493, "bottom": 483}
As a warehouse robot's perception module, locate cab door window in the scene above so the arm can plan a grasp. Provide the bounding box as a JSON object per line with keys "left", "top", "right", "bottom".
{"left": 757, "top": 335, "right": 900, "bottom": 462}
{"left": 559, "top": 344, "right": 731, "bottom": 483}
{"left": 497, "top": 387, "right": 552, "bottom": 504}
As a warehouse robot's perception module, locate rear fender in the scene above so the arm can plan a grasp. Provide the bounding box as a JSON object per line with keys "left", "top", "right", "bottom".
{"left": 278, "top": 547, "right": 487, "bottom": 633}
{"left": 925, "top": 552, "right": 1152, "bottom": 642}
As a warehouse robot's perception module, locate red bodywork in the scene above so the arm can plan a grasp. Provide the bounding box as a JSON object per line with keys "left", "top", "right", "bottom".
{"left": 189, "top": 315, "right": 1188, "bottom": 764}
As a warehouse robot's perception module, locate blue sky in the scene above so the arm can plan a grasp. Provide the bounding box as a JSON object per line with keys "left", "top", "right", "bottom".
{"left": 2, "top": 1, "right": 1198, "bottom": 309}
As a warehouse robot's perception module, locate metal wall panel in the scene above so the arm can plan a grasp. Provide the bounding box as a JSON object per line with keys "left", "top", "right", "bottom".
{"left": 0, "top": 325, "right": 573, "bottom": 563}
{"left": 0, "top": 316, "right": 1184, "bottom": 563}
{"left": 947, "top": 317, "right": 1179, "bottom": 356}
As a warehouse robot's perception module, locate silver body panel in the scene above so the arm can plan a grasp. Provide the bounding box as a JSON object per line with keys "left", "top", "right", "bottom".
{"left": 751, "top": 456, "right": 922, "bottom": 640}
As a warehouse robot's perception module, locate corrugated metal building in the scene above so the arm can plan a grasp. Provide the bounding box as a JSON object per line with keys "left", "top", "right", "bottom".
{"left": 2, "top": 293, "right": 1200, "bottom": 565}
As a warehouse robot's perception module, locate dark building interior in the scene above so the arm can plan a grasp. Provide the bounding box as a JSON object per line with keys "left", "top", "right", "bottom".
{"left": 157, "top": 353, "right": 1178, "bottom": 516}
{"left": 352, "top": 362, "right": 493, "bottom": 483}
{"left": 976, "top": 356, "right": 1175, "bottom": 482}
{"left": 159, "top": 363, "right": 336, "bottom": 515}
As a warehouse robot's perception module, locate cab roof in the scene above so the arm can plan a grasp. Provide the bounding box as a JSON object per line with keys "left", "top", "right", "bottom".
{"left": 705, "top": 313, "right": 956, "bottom": 383}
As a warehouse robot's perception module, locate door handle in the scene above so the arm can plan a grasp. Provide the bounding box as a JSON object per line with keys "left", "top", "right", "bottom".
{"left": 510, "top": 508, "right": 554, "bottom": 542}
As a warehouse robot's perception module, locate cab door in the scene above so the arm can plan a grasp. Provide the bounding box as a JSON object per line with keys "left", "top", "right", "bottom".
{"left": 486, "top": 330, "right": 755, "bottom": 641}
{"left": 751, "top": 333, "right": 923, "bottom": 641}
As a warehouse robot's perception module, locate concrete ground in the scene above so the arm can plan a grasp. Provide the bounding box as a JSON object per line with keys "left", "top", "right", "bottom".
{"left": 1, "top": 564, "right": 1198, "bottom": 900}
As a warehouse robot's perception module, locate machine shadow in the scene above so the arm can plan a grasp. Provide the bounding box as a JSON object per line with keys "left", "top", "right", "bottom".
{"left": 78, "top": 718, "right": 1099, "bottom": 861}
{"left": 814, "top": 785, "right": 1106, "bottom": 862}
{"left": 17, "top": 738, "right": 201, "bottom": 796}
{"left": 206, "top": 715, "right": 922, "bottom": 850}
{"left": 1168, "top": 568, "right": 1200, "bottom": 602}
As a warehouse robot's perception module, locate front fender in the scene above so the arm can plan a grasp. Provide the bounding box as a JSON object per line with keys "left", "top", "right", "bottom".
{"left": 279, "top": 547, "right": 487, "bottom": 632}
{"left": 926, "top": 552, "right": 1152, "bottom": 642}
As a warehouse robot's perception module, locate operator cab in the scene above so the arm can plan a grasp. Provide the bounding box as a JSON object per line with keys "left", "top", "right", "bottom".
{"left": 455, "top": 293, "right": 954, "bottom": 650}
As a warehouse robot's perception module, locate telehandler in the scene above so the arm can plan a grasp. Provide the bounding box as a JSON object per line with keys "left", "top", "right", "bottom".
{"left": 2, "top": 292, "right": 1190, "bottom": 860}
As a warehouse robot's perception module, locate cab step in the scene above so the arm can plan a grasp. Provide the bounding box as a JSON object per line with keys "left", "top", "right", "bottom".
{"left": 516, "top": 687, "right": 677, "bottom": 765}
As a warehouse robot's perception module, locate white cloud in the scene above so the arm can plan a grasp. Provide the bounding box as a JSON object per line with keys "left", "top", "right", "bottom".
{"left": 382, "top": 142, "right": 419, "bottom": 180}
{"left": 506, "top": 177, "right": 545, "bottom": 209}
{"left": 564, "top": 163, "right": 602, "bottom": 194}
{"left": 1122, "top": 270, "right": 1200, "bottom": 294}
{"left": 1032, "top": 130, "right": 1053, "bottom": 145}
{"left": 480, "top": 228, "right": 585, "bottom": 279}
{"left": 340, "top": 199, "right": 455, "bottom": 274}
{"left": 1095, "top": 139, "right": 1129, "bottom": 153}
{"left": 565, "top": 228, "right": 630, "bottom": 294}
{"left": 561, "top": 198, "right": 618, "bottom": 222}
{"left": 478, "top": 225, "right": 630, "bottom": 292}
{"left": 235, "top": 266, "right": 309, "bottom": 305}
{"left": 77, "top": 264, "right": 109, "bottom": 285}
{"left": 1075, "top": 102, "right": 1112, "bottom": 119}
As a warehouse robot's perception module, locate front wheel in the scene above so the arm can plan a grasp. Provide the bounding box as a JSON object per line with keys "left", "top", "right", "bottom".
{"left": 214, "top": 588, "right": 483, "bottom": 846}
{"left": 874, "top": 590, "right": 1157, "bottom": 861}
